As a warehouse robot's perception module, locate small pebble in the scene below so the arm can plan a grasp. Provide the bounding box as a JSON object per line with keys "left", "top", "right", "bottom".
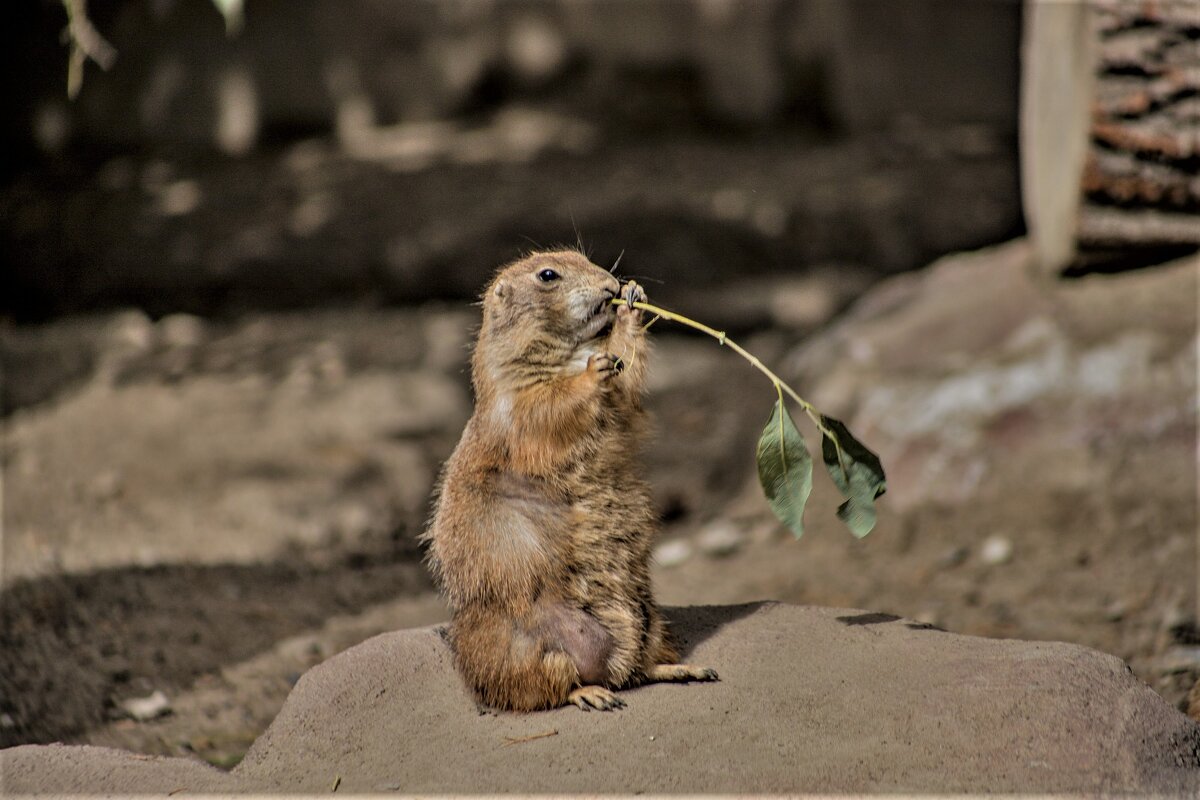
{"left": 979, "top": 535, "right": 1013, "bottom": 565}
{"left": 936, "top": 545, "right": 969, "bottom": 569}
{"left": 121, "top": 690, "right": 171, "bottom": 721}
{"left": 1104, "top": 599, "right": 1127, "bottom": 622}
{"left": 696, "top": 521, "right": 744, "bottom": 558}
{"left": 653, "top": 540, "right": 692, "bottom": 568}
{"left": 0, "top": 713, "right": 15, "bottom": 729}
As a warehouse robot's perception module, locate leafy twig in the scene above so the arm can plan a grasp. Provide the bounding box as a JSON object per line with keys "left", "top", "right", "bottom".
{"left": 613, "top": 297, "right": 885, "bottom": 538}
{"left": 614, "top": 299, "right": 834, "bottom": 437}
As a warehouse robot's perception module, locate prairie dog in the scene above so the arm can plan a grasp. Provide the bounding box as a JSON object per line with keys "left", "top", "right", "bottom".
{"left": 423, "top": 250, "right": 717, "bottom": 711}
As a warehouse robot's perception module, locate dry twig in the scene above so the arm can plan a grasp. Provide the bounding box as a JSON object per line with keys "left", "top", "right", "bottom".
{"left": 502, "top": 729, "right": 559, "bottom": 746}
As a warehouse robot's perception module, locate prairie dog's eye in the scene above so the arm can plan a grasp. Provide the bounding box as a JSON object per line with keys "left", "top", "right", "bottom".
{"left": 536, "top": 268, "right": 561, "bottom": 283}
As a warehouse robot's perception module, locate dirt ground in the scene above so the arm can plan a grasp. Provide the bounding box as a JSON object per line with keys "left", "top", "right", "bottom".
{"left": 3, "top": 241, "right": 1197, "bottom": 772}
{"left": 1, "top": 118, "right": 1195, "bottom": 774}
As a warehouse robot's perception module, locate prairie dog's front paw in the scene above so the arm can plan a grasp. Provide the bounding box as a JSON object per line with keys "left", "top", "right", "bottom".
{"left": 618, "top": 281, "right": 646, "bottom": 321}
{"left": 587, "top": 352, "right": 623, "bottom": 385}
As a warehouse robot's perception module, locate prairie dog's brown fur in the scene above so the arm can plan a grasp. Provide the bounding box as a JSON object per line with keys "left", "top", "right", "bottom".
{"left": 423, "top": 250, "right": 717, "bottom": 711}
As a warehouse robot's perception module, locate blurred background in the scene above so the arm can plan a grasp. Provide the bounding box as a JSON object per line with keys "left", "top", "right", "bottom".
{"left": 1, "top": 0, "right": 1196, "bottom": 767}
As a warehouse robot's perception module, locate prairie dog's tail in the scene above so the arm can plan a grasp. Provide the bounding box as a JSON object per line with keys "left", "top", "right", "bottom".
{"left": 450, "top": 605, "right": 579, "bottom": 711}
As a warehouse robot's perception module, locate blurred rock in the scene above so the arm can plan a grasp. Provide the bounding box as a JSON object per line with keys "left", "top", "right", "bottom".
{"left": 979, "top": 535, "right": 1013, "bottom": 566}
{"left": 505, "top": 13, "right": 567, "bottom": 85}
{"left": 653, "top": 540, "right": 693, "bottom": 568}
{"left": 786, "top": 241, "right": 1198, "bottom": 513}
{"left": 1160, "top": 647, "right": 1200, "bottom": 674}
{"left": 105, "top": 311, "right": 155, "bottom": 356}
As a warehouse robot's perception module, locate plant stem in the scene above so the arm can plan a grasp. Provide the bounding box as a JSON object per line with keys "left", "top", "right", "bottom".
{"left": 62, "top": 0, "right": 117, "bottom": 99}
{"left": 612, "top": 298, "right": 838, "bottom": 445}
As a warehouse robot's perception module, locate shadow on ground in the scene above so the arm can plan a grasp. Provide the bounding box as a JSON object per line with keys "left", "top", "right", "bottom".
{"left": 0, "top": 549, "right": 431, "bottom": 748}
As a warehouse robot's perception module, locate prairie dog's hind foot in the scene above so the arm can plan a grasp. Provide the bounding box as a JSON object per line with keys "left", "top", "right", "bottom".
{"left": 644, "top": 664, "right": 719, "bottom": 683}
{"left": 568, "top": 685, "right": 625, "bottom": 711}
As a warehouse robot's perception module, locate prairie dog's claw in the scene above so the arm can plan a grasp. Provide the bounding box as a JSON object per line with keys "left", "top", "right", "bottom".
{"left": 568, "top": 685, "right": 625, "bottom": 711}
{"left": 619, "top": 281, "right": 646, "bottom": 317}
{"left": 588, "top": 353, "right": 619, "bottom": 384}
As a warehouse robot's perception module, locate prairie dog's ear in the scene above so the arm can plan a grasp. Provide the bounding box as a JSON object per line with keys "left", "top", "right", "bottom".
{"left": 493, "top": 280, "right": 508, "bottom": 300}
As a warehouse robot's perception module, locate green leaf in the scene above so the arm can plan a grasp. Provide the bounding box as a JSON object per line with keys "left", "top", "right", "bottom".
{"left": 755, "top": 398, "right": 813, "bottom": 539}
{"left": 820, "top": 416, "right": 887, "bottom": 538}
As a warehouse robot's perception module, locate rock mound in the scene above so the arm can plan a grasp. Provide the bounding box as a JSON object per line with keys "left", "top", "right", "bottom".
{"left": 5, "top": 603, "right": 1198, "bottom": 794}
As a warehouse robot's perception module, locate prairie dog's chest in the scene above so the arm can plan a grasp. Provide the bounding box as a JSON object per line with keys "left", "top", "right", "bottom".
{"left": 568, "top": 339, "right": 603, "bottom": 373}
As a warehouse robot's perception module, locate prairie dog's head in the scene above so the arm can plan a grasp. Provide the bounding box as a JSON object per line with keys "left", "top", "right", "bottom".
{"left": 475, "top": 250, "right": 621, "bottom": 388}
{"left": 484, "top": 250, "right": 620, "bottom": 345}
